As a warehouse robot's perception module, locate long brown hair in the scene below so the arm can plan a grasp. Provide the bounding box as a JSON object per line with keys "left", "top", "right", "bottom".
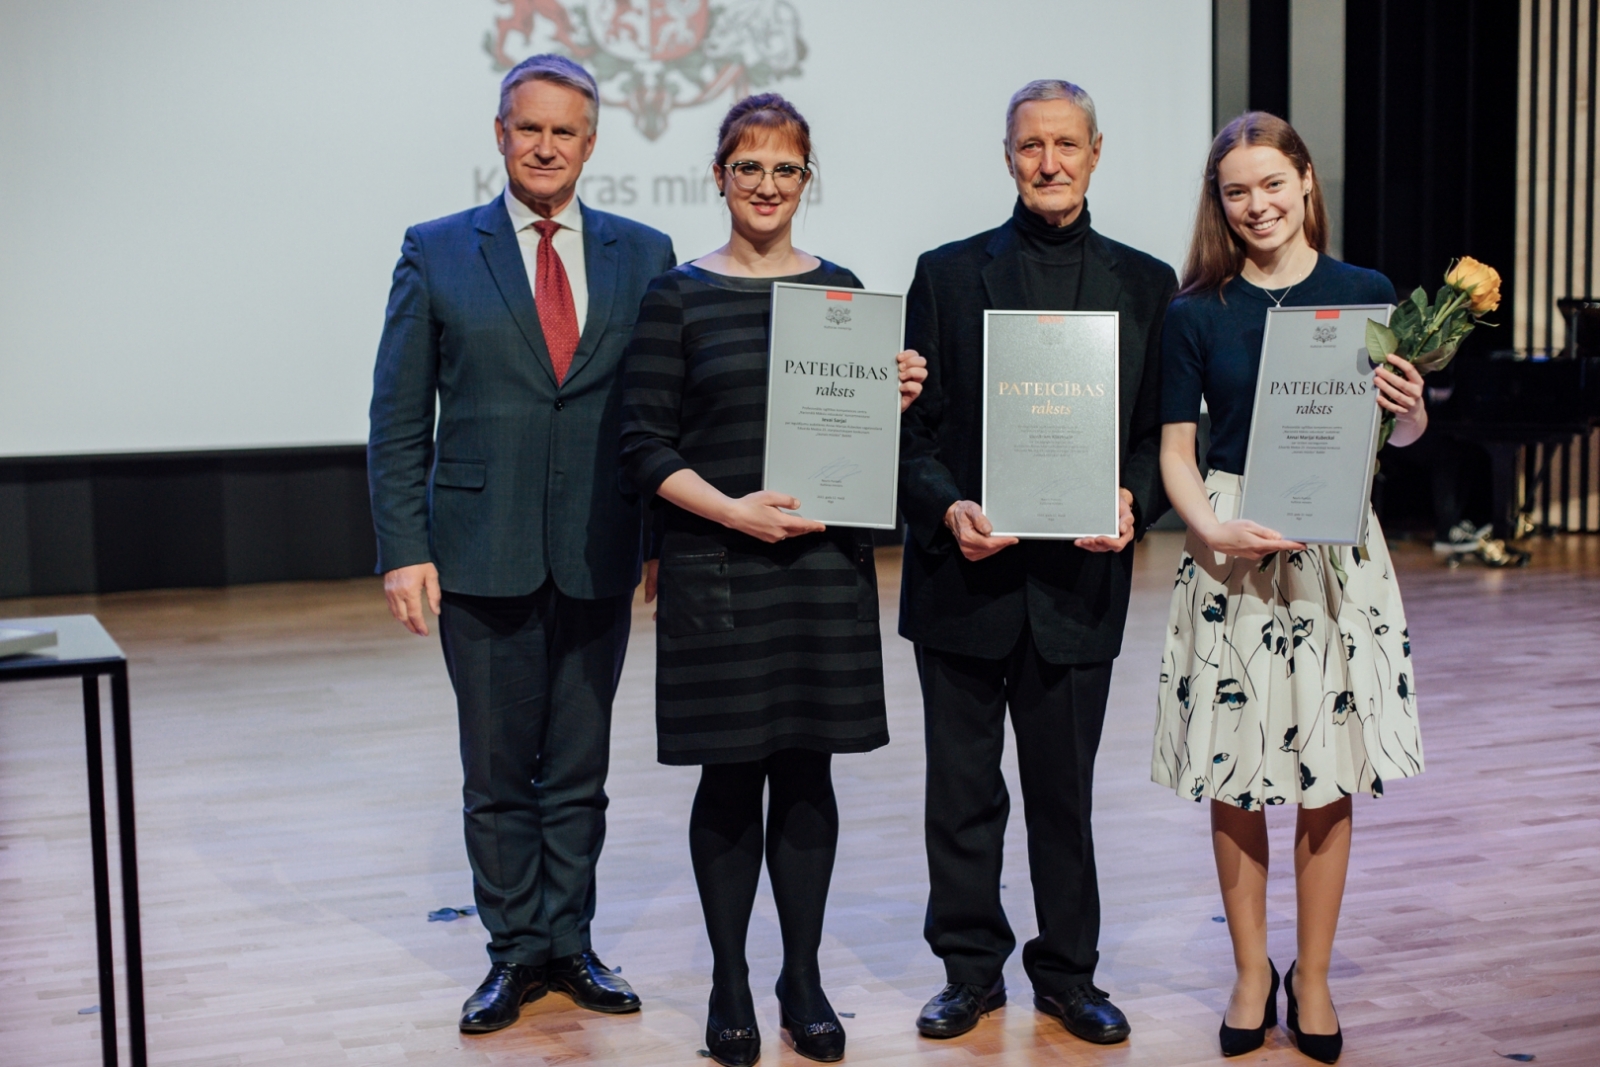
{"left": 1179, "top": 111, "right": 1329, "bottom": 297}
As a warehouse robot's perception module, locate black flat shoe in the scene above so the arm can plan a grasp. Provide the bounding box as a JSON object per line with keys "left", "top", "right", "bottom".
{"left": 915, "top": 976, "right": 1006, "bottom": 1038}
{"left": 1035, "top": 984, "right": 1131, "bottom": 1045}
{"left": 1285, "top": 961, "right": 1343, "bottom": 1064}
{"left": 775, "top": 975, "right": 845, "bottom": 1062}
{"left": 459, "top": 961, "right": 547, "bottom": 1033}
{"left": 546, "top": 950, "right": 641, "bottom": 1014}
{"left": 705, "top": 988, "right": 761, "bottom": 1067}
{"left": 1219, "top": 959, "right": 1279, "bottom": 1057}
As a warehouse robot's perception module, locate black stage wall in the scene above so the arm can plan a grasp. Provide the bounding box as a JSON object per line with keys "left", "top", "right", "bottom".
{"left": 1344, "top": 0, "right": 1522, "bottom": 531}
{"left": 0, "top": 449, "right": 375, "bottom": 597}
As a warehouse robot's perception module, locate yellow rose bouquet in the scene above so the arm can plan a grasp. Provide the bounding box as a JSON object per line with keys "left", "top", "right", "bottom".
{"left": 1366, "top": 256, "right": 1501, "bottom": 450}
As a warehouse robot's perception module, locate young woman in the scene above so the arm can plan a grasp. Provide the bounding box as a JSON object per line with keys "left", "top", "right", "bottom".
{"left": 618, "top": 94, "right": 925, "bottom": 1067}
{"left": 1151, "top": 112, "right": 1426, "bottom": 1063}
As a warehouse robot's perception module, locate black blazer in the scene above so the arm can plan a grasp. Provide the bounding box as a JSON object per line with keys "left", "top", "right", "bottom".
{"left": 367, "top": 199, "right": 676, "bottom": 599}
{"left": 898, "top": 219, "right": 1177, "bottom": 664}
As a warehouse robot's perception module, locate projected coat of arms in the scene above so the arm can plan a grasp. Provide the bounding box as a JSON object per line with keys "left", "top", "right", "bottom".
{"left": 486, "top": 1, "right": 807, "bottom": 139}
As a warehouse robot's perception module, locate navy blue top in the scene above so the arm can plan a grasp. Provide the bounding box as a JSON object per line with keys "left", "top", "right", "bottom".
{"left": 1160, "top": 254, "right": 1396, "bottom": 474}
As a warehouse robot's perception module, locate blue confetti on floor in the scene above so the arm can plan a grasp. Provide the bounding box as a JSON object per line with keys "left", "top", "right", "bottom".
{"left": 428, "top": 906, "right": 478, "bottom": 922}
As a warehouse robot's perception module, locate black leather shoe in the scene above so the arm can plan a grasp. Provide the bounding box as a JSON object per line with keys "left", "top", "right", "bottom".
{"left": 775, "top": 975, "right": 845, "bottom": 1062}
{"left": 1035, "top": 984, "right": 1131, "bottom": 1045}
{"left": 915, "top": 976, "right": 1006, "bottom": 1038}
{"left": 459, "top": 962, "right": 547, "bottom": 1033}
{"left": 705, "top": 989, "right": 761, "bottom": 1067}
{"left": 1285, "top": 961, "right": 1342, "bottom": 1063}
{"left": 546, "top": 950, "right": 641, "bottom": 1014}
{"left": 1219, "top": 960, "right": 1279, "bottom": 1057}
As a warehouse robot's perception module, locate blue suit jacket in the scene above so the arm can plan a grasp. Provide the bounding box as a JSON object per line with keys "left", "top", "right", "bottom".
{"left": 367, "top": 198, "right": 676, "bottom": 599}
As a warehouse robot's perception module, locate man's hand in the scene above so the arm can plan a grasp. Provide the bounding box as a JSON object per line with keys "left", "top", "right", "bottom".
{"left": 945, "top": 500, "right": 1019, "bottom": 561}
{"left": 384, "top": 562, "right": 441, "bottom": 636}
{"left": 897, "top": 349, "right": 928, "bottom": 412}
{"left": 1075, "top": 487, "right": 1136, "bottom": 553}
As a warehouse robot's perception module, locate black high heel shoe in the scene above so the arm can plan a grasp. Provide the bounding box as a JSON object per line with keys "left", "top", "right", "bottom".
{"left": 705, "top": 987, "right": 761, "bottom": 1067}
{"left": 1285, "top": 961, "right": 1343, "bottom": 1064}
{"left": 775, "top": 974, "right": 845, "bottom": 1063}
{"left": 1219, "top": 959, "right": 1279, "bottom": 1057}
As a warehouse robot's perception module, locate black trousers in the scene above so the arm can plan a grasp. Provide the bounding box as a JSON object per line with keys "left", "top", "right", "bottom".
{"left": 438, "top": 582, "right": 631, "bottom": 966}
{"left": 916, "top": 626, "right": 1114, "bottom": 994}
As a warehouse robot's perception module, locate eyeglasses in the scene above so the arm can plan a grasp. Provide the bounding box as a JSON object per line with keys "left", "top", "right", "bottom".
{"left": 722, "top": 160, "right": 811, "bottom": 193}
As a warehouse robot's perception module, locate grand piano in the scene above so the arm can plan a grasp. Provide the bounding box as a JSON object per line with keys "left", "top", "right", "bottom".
{"left": 1435, "top": 298, "right": 1600, "bottom": 538}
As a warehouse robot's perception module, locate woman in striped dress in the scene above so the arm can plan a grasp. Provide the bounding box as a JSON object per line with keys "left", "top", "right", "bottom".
{"left": 618, "top": 94, "right": 925, "bottom": 1067}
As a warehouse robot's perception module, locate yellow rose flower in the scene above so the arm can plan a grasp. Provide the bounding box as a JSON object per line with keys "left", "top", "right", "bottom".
{"left": 1445, "top": 256, "right": 1502, "bottom": 313}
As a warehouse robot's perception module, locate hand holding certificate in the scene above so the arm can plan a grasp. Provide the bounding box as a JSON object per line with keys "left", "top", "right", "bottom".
{"left": 762, "top": 283, "right": 906, "bottom": 528}
{"left": 1238, "top": 304, "right": 1394, "bottom": 545}
{"left": 981, "top": 311, "right": 1121, "bottom": 539}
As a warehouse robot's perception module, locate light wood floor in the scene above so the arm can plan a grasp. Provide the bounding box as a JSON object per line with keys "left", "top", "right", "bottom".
{"left": 2, "top": 533, "right": 1597, "bottom": 1066}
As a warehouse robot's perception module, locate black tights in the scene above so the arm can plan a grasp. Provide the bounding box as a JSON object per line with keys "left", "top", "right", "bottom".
{"left": 689, "top": 748, "right": 839, "bottom": 1023}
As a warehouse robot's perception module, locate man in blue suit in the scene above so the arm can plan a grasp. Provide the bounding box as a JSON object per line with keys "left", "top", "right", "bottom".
{"left": 367, "top": 54, "right": 674, "bottom": 1034}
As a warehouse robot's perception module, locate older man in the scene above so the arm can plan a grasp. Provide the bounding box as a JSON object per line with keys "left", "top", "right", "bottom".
{"left": 898, "top": 80, "right": 1177, "bottom": 1044}
{"left": 367, "top": 55, "right": 674, "bottom": 1032}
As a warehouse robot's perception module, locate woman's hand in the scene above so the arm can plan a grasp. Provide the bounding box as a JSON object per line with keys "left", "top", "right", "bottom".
{"left": 1375, "top": 353, "right": 1424, "bottom": 419}
{"left": 721, "top": 490, "right": 826, "bottom": 543}
{"left": 897, "top": 349, "right": 928, "bottom": 412}
{"left": 1202, "top": 519, "right": 1306, "bottom": 561}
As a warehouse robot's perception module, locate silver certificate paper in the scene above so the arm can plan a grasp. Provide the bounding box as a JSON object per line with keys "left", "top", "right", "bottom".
{"left": 762, "top": 282, "right": 904, "bottom": 529}
{"left": 981, "top": 310, "right": 1120, "bottom": 539}
{"left": 1238, "top": 304, "right": 1395, "bottom": 545}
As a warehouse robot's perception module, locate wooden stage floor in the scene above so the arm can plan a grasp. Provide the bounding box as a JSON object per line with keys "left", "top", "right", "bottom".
{"left": 2, "top": 533, "right": 1598, "bottom": 1066}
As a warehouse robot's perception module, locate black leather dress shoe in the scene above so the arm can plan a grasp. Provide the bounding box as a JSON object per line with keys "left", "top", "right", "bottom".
{"left": 1035, "top": 985, "right": 1131, "bottom": 1044}
{"left": 915, "top": 976, "right": 1007, "bottom": 1038}
{"left": 546, "top": 950, "right": 641, "bottom": 1014}
{"left": 459, "top": 962, "right": 547, "bottom": 1033}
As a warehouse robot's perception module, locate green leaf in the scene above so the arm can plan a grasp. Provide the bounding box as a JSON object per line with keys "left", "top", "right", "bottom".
{"left": 1328, "top": 549, "right": 1349, "bottom": 589}
{"left": 1413, "top": 337, "right": 1464, "bottom": 373}
{"left": 1365, "top": 319, "right": 1400, "bottom": 365}
{"left": 1411, "top": 287, "right": 1431, "bottom": 315}
{"left": 1391, "top": 301, "right": 1422, "bottom": 335}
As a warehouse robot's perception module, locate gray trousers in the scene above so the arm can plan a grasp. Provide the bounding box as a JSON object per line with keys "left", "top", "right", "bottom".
{"left": 438, "top": 581, "right": 631, "bottom": 966}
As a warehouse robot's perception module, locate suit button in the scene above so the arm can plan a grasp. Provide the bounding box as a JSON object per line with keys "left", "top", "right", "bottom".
{"left": 554, "top": 399, "right": 564, "bottom": 411}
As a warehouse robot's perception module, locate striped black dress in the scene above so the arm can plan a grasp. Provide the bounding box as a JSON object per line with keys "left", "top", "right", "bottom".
{"left": 619, "top": 261, "right": 889, "bottom": 766}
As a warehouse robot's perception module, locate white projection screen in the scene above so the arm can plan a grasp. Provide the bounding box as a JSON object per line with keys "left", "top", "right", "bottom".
{"left": 0, "top": 0, "right": 1210, "bottom": 458}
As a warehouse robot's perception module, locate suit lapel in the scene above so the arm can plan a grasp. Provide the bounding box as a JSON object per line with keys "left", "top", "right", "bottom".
{"left": 1077, "top": 231, "right": 1125, "bottom": 316}
{"left": 474, "top": 199, "right": 557, "bottom": 388}
{"left": 1080, "top": 231, "right": 1138, "bottom": 444}
{"left": 564, "top": 203, "right": 618, "bottom": 387}
{"left": 980, "top": 223, "right": 1026, "bottom": 310}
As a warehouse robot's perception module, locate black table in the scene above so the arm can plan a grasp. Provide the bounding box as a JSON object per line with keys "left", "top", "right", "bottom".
{"left": 1, "top": 616, "right": 145, "bottom": 1067}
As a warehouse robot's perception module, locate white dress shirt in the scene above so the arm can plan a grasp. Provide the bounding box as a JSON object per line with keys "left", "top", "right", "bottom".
{"left": 503, "top": 187, "right": 588, "bottom": 329}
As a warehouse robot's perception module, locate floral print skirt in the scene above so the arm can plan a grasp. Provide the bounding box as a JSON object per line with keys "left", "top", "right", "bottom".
{"left": 1151, "top": 471, "right": 1424, "bottom": 810}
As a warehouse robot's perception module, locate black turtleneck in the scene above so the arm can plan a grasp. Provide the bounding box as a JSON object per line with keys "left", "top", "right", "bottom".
{"left": 1012, "top": 197, "right": 1091, "bottom": 311}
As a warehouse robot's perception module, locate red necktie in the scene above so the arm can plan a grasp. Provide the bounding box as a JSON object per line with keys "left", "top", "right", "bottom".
{"left": 532, "top": 219, "right": 579, "bottom": 384}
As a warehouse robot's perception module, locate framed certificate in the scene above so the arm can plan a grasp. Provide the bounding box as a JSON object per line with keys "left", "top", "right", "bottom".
{"left": 1238, "top": 304, "right": 1395, "bottom": 545}
{"left": 762, "top": 282, "right": 905, "bottom": 529}
{"left": 980, "top": 310, "right": 1120, "bottom": 539}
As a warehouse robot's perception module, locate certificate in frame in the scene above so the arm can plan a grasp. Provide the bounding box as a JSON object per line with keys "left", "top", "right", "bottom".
{"left": 1238, "top": 303, "right": 1396, "bottom": 545}
{"left": 762, "top": 282, "right": 905, "bottom": 529}
{"left": 980, "top": 310, "right": 1121, "bottom": 539}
